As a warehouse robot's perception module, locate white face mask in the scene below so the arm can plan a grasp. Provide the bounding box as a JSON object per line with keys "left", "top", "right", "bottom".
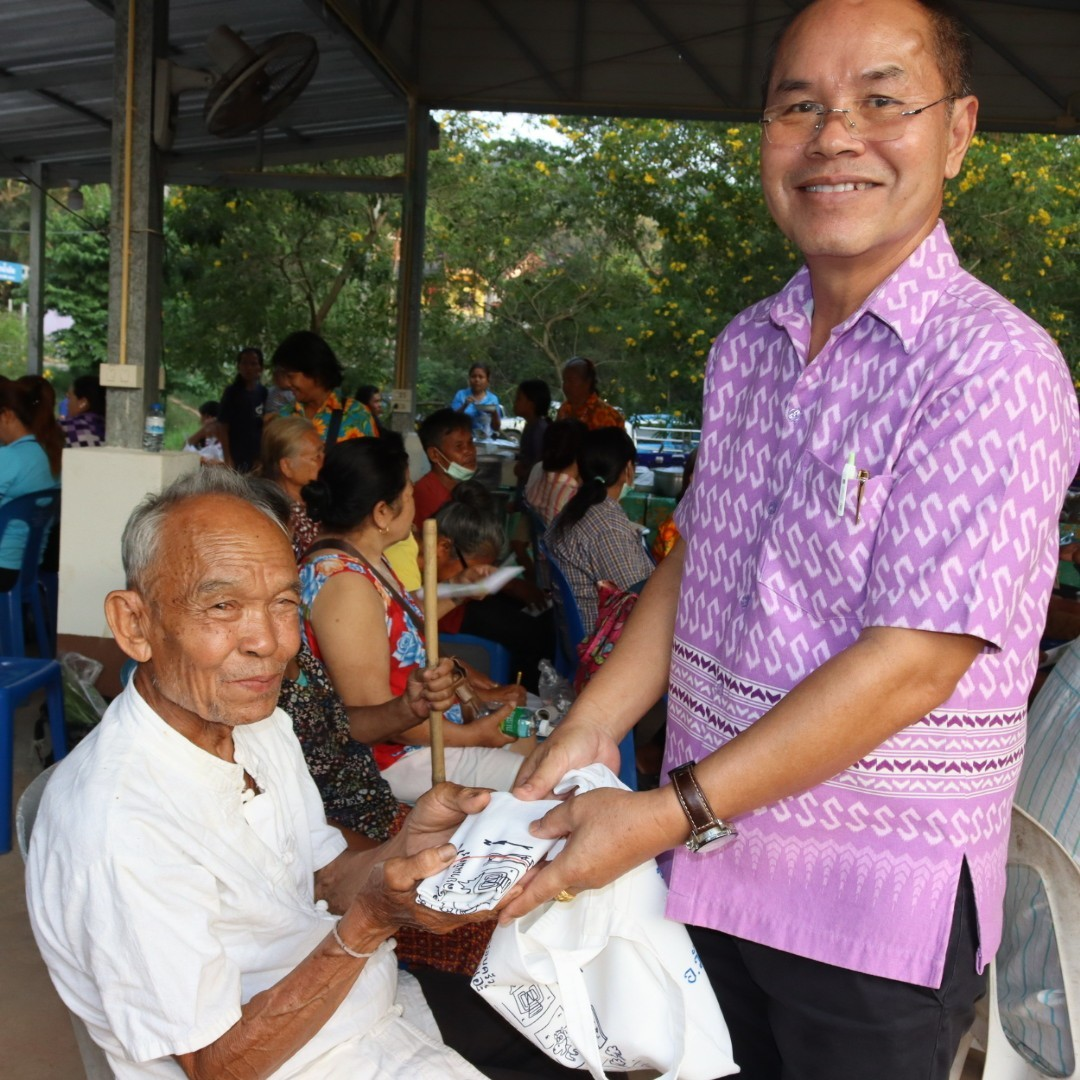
{"left": 619, "top": 481, "right": 632, "bottom": 501}
{"left": 435, "top": 448, "right": 476, "bottom": 483}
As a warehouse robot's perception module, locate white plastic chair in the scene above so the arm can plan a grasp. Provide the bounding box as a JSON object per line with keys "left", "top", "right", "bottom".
{"left": 17, "top": 766, "right": 115, "bottom": 1080}
{"left": 980, "top": 806, "right": 1080, "bottom": 1080}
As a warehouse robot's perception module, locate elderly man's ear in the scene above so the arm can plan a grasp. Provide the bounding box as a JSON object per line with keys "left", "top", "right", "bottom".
{"left": 104, "top": 590, "right": 154, "bottom": 662}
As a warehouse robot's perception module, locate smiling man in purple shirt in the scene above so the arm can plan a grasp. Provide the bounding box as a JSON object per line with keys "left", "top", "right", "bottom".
{"left": 507, "top": 1, "right": 1080, "bottom": 1078}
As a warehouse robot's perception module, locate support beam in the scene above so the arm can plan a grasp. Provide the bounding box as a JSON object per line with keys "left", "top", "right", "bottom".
{"left": 390, "top": 97, "right": 429, "bottom": 433}
{"left": 179, "top": 171, "right": 406, "bottom": 195}
{"left": 26, "top": 165, "right": 46, "bottom": 376}
{"left": 475, "top": 0, "right": 567, "bottom": 100}
{"left": 0, "top": 60, "right": 114, "bottom": 95}
{"left": 629, "top": 0, "right": 736, "bottom": 107}
{"left": 105, "top": 0, "right": 167, "bottom": 448}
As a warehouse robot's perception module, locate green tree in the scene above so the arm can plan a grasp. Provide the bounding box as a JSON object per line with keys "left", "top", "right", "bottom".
{"left": 164, "top": 167, "right": 402, "bottom": 396}
{"left": 947, "top": 132, "right": 1079, "bottom": 372}
{"left": 43, "top": 184, "right": 111, "bottom": 373}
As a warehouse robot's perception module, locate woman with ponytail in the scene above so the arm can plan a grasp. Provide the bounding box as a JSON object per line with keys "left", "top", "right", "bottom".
{"left": 0, "top": 376, "right": 62, "bottom": 590}
{"left": 546, "top": 425, "right": 653, "bottom": 632}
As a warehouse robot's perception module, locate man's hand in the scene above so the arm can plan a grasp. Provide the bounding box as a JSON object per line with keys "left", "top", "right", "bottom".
{"left": 499, "top": 785, "right": 682, "bottom": 922}
{"left": 513, "top": 711, "right": 623, "bottom": 799}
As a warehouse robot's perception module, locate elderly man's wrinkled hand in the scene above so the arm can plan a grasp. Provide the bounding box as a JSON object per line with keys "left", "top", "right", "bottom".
{"left": 348, "top": 784, "right": 521, "bottom": 933}
{"left": 353, "top": 844, "right": 507, "bottom": 935}
{"left": 397, "top": 782, "right": 493, "bottom": 856}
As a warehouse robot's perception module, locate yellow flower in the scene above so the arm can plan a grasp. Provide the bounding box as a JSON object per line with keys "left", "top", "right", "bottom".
{"left": 534, "top": 161, "right": 549, "bottom": 175}
{"left": 625, "top": 337, "right": 637, "bottom": 347}
{"left": 644, "top": 172, "right": 657, "bottom": 184}
{"left": 1000, "top": 152, "right": 1012, "bottom": 165}
{"left": 669, "top": 369, "right": 679, "bottom": 378}
{"left": 225, "top": 199, "right": 237, "bottom": 212}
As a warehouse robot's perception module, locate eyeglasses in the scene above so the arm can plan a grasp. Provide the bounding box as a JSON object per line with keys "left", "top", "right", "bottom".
{"left": 453, "top": 542, "right": 471, "bottom": 569}
{"left": 760, "top": 96, "right": 954, "bottom": 146}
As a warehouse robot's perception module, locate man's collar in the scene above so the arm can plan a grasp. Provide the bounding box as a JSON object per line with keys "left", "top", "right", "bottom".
{"left": 769, "top": 220, "right": 960, "bottom": 356}
{"left": 863, "top": 221, "right": 959, "bottom": 354}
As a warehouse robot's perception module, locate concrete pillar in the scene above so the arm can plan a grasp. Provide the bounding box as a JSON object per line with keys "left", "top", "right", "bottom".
{"left": 26, "top": 164, "right": 46, "bottom": 375}
{"left": 104, "top": 0, "right": 168, "bottom": 448}
{"left": 389, "top": 98, "right": 430, "bottom": 434}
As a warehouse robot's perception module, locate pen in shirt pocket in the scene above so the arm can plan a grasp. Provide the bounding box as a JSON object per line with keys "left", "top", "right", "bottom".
{"left": 837, "top": 451, "right": 856, "bottom": 518}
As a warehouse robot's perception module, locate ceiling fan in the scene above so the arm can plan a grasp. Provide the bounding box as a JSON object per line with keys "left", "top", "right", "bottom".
{"left": 154, "top": 25, "right": 319, "bottom": 149}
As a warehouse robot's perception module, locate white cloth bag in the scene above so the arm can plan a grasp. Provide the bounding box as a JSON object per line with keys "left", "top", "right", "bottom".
{"left": 469, "top": 776, "right": 737, "bottom": 1079}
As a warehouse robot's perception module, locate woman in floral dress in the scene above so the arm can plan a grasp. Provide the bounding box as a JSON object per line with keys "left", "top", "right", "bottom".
{"left": 298, "top": 436, "right": 525, "bottom": 804}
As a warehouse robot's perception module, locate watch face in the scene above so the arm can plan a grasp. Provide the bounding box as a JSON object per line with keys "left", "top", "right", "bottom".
{"left": 688, "top": 822, "right": 738, "bottom": 853}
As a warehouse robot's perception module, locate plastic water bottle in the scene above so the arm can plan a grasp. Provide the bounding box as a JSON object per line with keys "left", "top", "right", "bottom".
{"left": 537, "top": 659, "right": 559, "bottom": 706}
{"left": 143, "top": 402, "right": 165, "bottom": 452}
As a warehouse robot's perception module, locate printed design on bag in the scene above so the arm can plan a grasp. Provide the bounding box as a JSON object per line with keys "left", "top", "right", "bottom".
{"left": 512, "top": 983, "right": 552, "bottom": 1021}
{"left": 548, "top": 1025, "right": 580, "bottom": 1064}
{"left": 593, "top": 1005, "right": 628, "bottom": 1068}
{"left": 685, "top": 945, "right": 705, "bottom": 984}
{"left": 419, "top": 838, "right": 539, "bottom": 914}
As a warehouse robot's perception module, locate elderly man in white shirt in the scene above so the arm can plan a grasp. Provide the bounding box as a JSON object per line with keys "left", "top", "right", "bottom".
{"left": 25, "top": 469, "right": 524, "bottom": 1080}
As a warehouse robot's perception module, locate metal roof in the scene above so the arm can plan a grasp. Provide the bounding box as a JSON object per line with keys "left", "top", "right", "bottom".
{"left": 1, "top": 0, "right": 1077, "bottom": 189}
{"left": 0, "top": 0, "right": 418, "bottom": 186}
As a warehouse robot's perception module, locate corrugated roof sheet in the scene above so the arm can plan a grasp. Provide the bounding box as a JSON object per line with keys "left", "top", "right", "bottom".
{"left": 1, "top": 0, "right": 1077, "bottom": 189}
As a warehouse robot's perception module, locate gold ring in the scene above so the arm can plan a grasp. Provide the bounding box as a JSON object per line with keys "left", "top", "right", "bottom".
{"left": 554, "top": 890, "right": 576, "bottom": 903}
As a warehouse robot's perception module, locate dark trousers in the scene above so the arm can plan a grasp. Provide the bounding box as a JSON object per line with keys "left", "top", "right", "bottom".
{"left": 689, "top": 867, "right": 985, "bottom": 1080}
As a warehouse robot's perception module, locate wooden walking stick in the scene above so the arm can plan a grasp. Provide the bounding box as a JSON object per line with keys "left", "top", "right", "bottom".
{"left": 422, "top": 518, "right": 446, "bottom": 785}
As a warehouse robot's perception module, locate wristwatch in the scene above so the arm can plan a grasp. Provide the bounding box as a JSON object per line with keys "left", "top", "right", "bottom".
{"left": 669, "top": 761, "right": 738, "bottom": 853}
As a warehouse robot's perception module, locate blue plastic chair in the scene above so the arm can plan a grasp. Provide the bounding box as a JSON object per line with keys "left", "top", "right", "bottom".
{"left": 521, "top": 501, "right": 552, "bottom": 593}
{"left": 0, "top": 489, "right": 61, "bottom": 658}
{"left": 539, "top": 539, "right": 637, "bottom": 791}
{"left": 0, "top": 657, "right": 67, "bottom": 853}
{"left": 540, "top": 537, "right": 586, "bottom": 684}
{"left": 441, "top": 632, "right": 512, "bottom": 685}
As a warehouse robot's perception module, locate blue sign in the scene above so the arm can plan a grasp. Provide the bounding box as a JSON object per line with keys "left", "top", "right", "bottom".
{"left": 0, "top": 260, "right": 27, "bottom": 284}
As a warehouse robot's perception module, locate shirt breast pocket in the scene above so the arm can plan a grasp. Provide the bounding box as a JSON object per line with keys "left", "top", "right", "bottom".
{"left": 756, "top": 451, "right": 894, "bottom": 623}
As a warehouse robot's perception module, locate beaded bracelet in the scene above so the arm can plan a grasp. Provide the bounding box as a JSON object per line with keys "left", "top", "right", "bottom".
{"left": 332, "top": 922, "right": 377, "bottom": 960}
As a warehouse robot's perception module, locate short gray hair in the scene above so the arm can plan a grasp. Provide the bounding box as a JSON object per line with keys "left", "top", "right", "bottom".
{"left": 432, "top": 481, "right": 505, "bottom": 560}
{"left": 121, "top": 468, "right": 290, "bottom": 592}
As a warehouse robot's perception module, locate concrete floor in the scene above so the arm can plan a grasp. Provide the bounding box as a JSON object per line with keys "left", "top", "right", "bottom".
{"left": 1, "top": 694, "right": 83, "bottom": 1077}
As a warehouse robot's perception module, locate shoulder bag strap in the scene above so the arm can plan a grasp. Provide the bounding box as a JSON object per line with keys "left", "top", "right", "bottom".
{"left": 325, "top": 407, "right": 344, "bottom": 448}
{"left": 302, "top": 537, "right": 425, "bottom": 638}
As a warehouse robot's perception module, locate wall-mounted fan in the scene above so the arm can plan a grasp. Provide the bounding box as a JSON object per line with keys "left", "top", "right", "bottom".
{"left": 154, "top": 25, "right": 319, "bottom": 149}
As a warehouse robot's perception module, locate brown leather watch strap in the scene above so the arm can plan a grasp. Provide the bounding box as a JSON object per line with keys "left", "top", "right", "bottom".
{"left": 670, "top": 761, "right": 719, "bottom": 835}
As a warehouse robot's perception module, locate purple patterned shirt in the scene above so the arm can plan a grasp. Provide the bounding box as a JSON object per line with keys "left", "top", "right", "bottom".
{"left": 665, "top": 222, "right": 1079, "bottom": 987}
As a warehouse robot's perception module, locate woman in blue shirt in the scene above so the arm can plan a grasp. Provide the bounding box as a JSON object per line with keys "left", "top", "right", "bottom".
{"left": 0, "top": 376, "right": 62, "bottom": 590}
{"left": 450, "top": 363, "right": 502, "bottom": 439}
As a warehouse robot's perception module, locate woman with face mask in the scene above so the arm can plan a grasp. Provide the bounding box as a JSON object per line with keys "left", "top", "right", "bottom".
{"left": 544, "top": 426, "right": 654, "bottom": 633}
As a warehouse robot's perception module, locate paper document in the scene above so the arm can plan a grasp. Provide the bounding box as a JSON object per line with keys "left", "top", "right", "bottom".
{"left": 417, "top": 564, "right": 524, "bottom": 601}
